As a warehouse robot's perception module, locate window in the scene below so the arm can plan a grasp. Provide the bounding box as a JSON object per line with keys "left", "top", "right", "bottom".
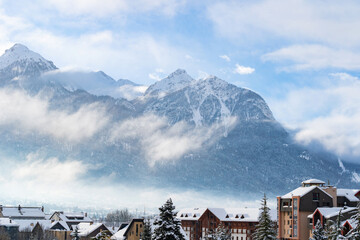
{"left": 313, "top": 193, "right": 320, "bottom": 201}
{"left": 283, "top": 202, "right": 289, "bottom": 207}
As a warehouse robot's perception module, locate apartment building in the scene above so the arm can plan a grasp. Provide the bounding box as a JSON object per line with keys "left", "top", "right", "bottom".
{"left": 177, "top": 207, "right": 259, "bottom": 240}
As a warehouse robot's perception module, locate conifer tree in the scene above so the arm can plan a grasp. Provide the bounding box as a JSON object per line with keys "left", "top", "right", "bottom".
{"left": 152, "top": 198, "right": 185, "bottom": 240}
{"left": 72, "top": 226, "right": 80, "bottom": 240}
{"left": 311, "top": 220, "right": 326, "bottom": 240}
{"left": 141, "top": 218, "right": 152, "bottom": 240}
{"left": 346, "top": 202, "right": 360, "bottom": 239}
{"left": 252, "top": 194, "right": 277, "bottom": 240}
{"left": 214, "top": 223, "right": 231, "bottom": 240}
{"left": 327, "top": 210, "right": 345, "bottom": 240}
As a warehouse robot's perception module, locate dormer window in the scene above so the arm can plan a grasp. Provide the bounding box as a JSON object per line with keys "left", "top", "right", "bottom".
{"left": 235, "top": 215, "right": 239, "bottom": 218}
{"left": 185, "top": 214, "right": 188, "bottom": 217}
{"left": 180, "top": 214, "right": 184, "bottom": 217}
{"left": 193, "top": 214, "right": 197, "bottom": 217}
{"left": 225, "top": 214, "right": 229, "bottom": 218}
{"left": 241, "top": 215, "right": 245, "bottom": 219}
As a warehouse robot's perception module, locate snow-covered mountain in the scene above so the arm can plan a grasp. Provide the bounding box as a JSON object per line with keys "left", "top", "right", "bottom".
{"left": 42, "top": 70, "right": 147, "bottom": 100}
{"left": 0, "top": 44, "right": 359, "bottom": 197}
{"left": 0, "top": 44, "right": 56, "bottom": 81}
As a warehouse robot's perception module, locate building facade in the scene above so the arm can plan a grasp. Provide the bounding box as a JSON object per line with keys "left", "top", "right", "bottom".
{"left": 178, "top": 208, "right": 259, "bottom": 240}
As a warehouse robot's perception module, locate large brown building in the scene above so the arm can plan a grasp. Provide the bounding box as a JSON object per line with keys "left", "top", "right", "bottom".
{"left": 277, "top": 179, "right": 334, "bottom": 240}
{"left": 177, "top": 208, "right": 259, "bottom": 240}
{"left": 277, "top": 179, "right": 360, "bottom": 240}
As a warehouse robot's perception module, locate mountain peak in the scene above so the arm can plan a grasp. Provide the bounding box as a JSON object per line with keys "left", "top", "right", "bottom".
{"left": 0, "top": 43, "right": 57, "bottom": 76}
{"left": 145, "top": 69, "right": 194, "bottom": 96}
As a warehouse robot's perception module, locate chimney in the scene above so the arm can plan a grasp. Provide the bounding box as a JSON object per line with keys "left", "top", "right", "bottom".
{"left": 18, "top": 205, "right": 21, "bottom": 211}
{"left": 9, "top": 219, "right": 12, "bottom": 223}
{"left": 85, "top": 212, "right": 87, "bottom": 217}
{"left": 41, "top": 206, "right": 44, "bottom": 212}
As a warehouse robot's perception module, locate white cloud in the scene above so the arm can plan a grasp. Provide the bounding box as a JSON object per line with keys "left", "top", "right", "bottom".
{"left": 0, "top": 152, "right": 265, "bottom": 210}
{"left": 0, "top": 88, "right": 109, "bottom": 142}
{"left": 269, "top": 73, "right": 360, "bottom": 159}
{"left": 219, "top": 55, "right": 231, "bottom": 62}
{"left": 234, "top": 64, "right": 255, "bottom": 75}
{"left": 42, "top": 0, "right": 186, "bottom": 17}
{"left": 149, "top": 73, "right": 162, "bottom": 81}
{"left": 109, "top": 114, "right": 234, "bottom": 166}
{"left": 262, "top": 44, "right": 360, "bottom": 71}
{"left": 207, "top": 0, "right": 360, "bottom": 47}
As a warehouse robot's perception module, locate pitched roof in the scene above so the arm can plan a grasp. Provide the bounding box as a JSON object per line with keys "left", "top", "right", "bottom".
{"left": 111, "top": 225, "right": 129, "bottom": 240}
{"left": 337, "top": 189, "right": 360, "bottom": 202}
{"left": 123, "top": 219, "right": 144, "bottom": 236}
{"left": 281, "top": 186, "right": 332, "bottom": 199}
{"left": 308, "top": 207, "right": 357, "bottom": 219}
{"left": 15, "top": 219, "right": 52, "bottom": 231}
{"left": 51, "top": 211, "right": 92, "bottom": 223}
{"left": 177, "top": 208, "right": 259, "bottom": 222}
{"left": 74, "top": 222, "right": 109, "bottom": 237}
{"left": 177, "top": 208, "right": 207, "bottom": 221}
{"left": 0, "top": 217, "right": 19, "bottom": 227}
{"left": 1, "top": 206, "right": 45, "bottom": 219}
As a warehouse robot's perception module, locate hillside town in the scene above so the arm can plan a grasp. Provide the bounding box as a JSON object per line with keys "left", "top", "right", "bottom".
{"left": 0, "top": 179, "right": 359, "bottom": 240}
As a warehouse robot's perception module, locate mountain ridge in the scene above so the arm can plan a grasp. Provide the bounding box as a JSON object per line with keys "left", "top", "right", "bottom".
{"left": 0, "top": 44, "right": 359, "bottom": 198}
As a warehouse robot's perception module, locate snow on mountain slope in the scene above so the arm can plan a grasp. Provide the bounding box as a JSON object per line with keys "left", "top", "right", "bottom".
{"left": 42, "top": 70, "right": 147, "bottom": 100}
{"left": 145, "top": 69, "right": 194, "bottom": 96}
{"left": 0, "top": 44, "right": 56, "bottom": 78}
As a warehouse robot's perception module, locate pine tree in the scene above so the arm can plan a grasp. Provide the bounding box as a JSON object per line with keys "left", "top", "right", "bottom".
{"left": 91, "top": 230, "right": 111, "bottom": 240}
{"left": 346, "top": 202, "right": 360, "bottom": 239}
{"left": 252, "top": 194, "right": 277, "bottom": 240}
{"left": 327, "top": 210, "right": 346, "bottom": 240}
{"left": 311, "top": 220, "right": 326, "bottom": 240}
{"left": 152, "top": 198, "right": 185, "bottom": 240}
{"left": 72, "top": 226, "right": 80, "bottom": 240}
{"left": 141, "top": 218, "right": 152, "bottom": 240}
{"left": 214, "top": 223, "right": 231, "bottom": 240}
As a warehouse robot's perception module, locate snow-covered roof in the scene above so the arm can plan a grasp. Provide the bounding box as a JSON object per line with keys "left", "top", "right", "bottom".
{"left": 177, "top": 208, "right": 259, "bottom": 222}
{"left": 281, "top": 186, "right": 332, "bottom": 199}
{"left": 16, "top": 219, "right": 52, "bottom": 232}
{"left": 209, "top": 208, "right": 259, "bottom": 222}
{"left": 52, "top": 211, "right": 92, "bottom": 223}
{"left": 1, "top": 206, "right": 46, "bottom": 219}
{"left": 302, "top": 179, "right": 325, "bottom": 184}
{"left": 0, "top": 218, "right": 19, "bottom": 227}
{"left": 50, "top": 220, "right": 70, "bottom": 231}
{"left": 111, "top": 225, "right": 128, "bottom": 240}
{"left": 337, "top": 189, "right": 360, "bottom": 202}
{"left": 75, "top": 222, "right": 109, "bottom": 237}
{"left": 308, "top": 207, "right": 357, "bottom": 219}
{"left": 177, "top": 208, "right": 208, "bottom": 221}
{"left": 343, "top": 218, "right": 358, "bottom": 229}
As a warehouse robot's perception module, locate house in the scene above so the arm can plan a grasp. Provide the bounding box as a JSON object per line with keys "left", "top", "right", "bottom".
{"left": 277, "top": 179, "right": 335, "bottom": 240}
{"left": 0, "top": 217, "right": 19, "bottom": 239}
{"left": 123, "top": 218, "right": 144, "bottom": 240}
{"left": 337, "top": 189, "right": 360, "bottom": 207}
{"left": 49, "top": 211, "right": 93, "bottom": 230}
{"left": 71, "top": 222, "right": 111, "bottom": 240}
{"left": 307, "top": 206, "right": 357, "bottom": 238}
{"left": 111, "top": 224, "right": 129, "bottom": 240}
{"left": 177, "top": 208, "right": 259, "bottom": 240}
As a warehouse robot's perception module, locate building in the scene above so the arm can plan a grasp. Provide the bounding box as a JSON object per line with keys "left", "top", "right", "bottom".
{"left": 0, "top": 217, "right": 19, "bottom": 239}
{"left": 49, "top": 211, "right": 93, "bottom": 230}
{"left": 307, "top": 206, "right": 357, "bottom": 238}
{"left": 277, "top": 179, "right": 360, "bottom": 240}
{"left": 177, "top": 208, "right": 259, "bottom": 240}
{"left": 277, "top": 179, "right": 334, "bottom": 240}
{"left": 337, "top": 189, "right": 360, "bottom": 207}
{"left": 123, "top": 218, "right": 144, "bottom": 240}
{"left": 72, "top": 222, "right": 111, "bottom": 240}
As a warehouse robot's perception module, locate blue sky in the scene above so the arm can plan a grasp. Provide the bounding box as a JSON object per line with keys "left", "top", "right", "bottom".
{"left": 1, "top": 0, "right": 360, "bottom": 162}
